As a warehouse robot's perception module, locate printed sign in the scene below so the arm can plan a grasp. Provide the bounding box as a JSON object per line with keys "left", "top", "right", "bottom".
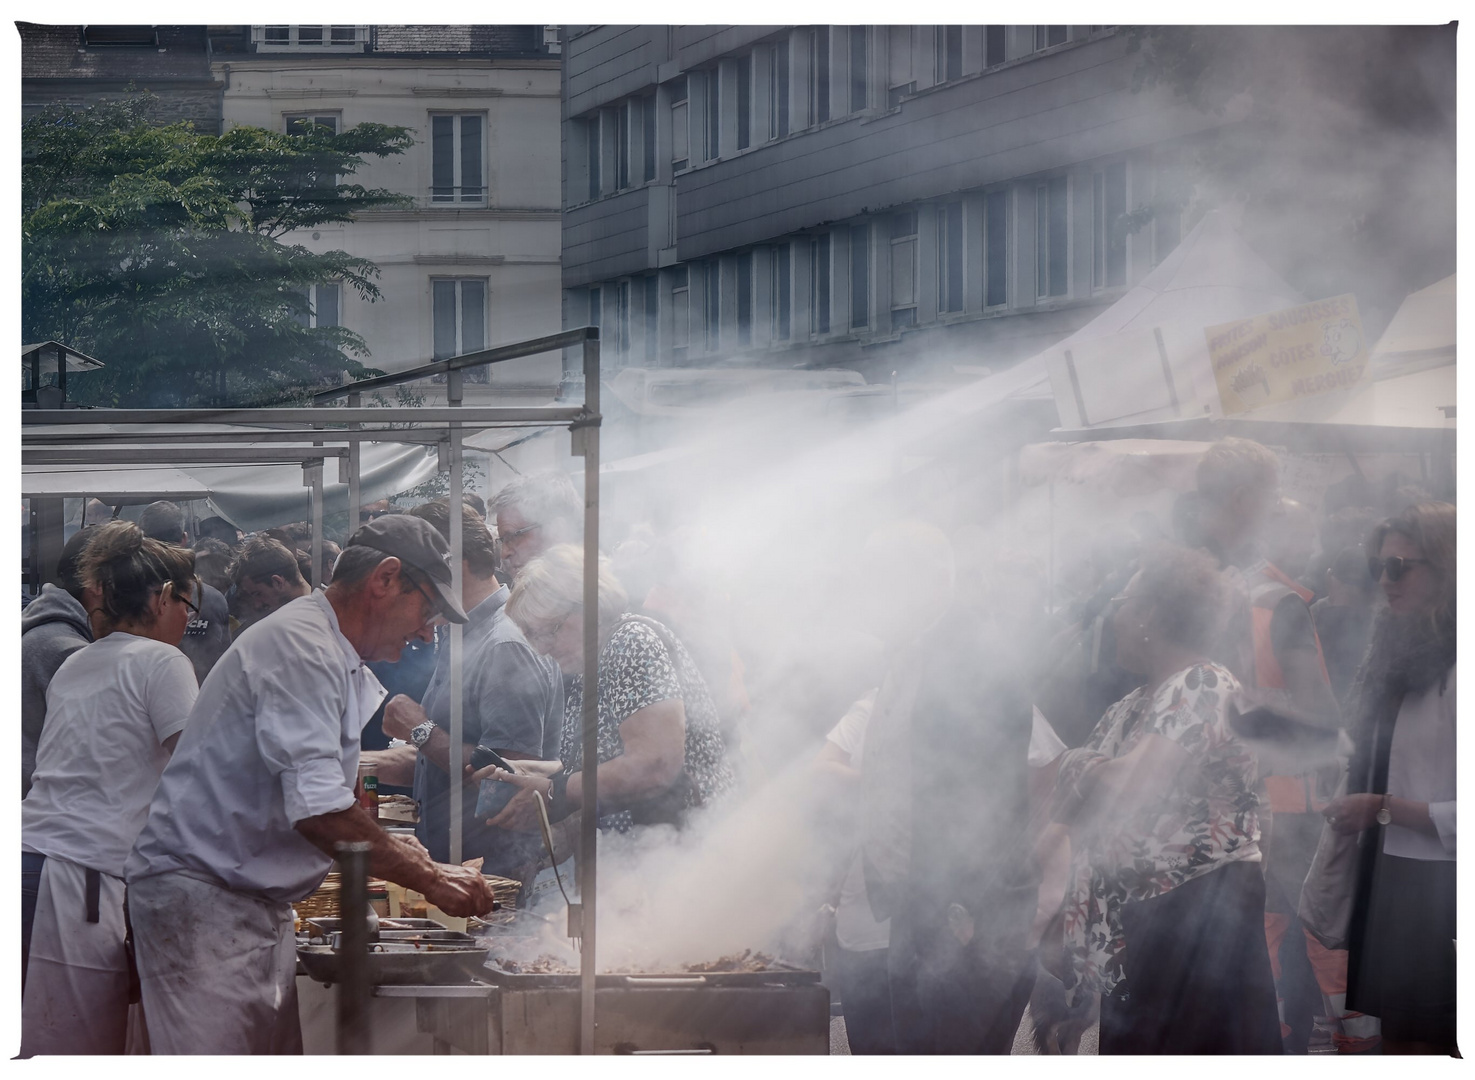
{"left": 1206, "top": 295, "right": 1368, "bottom": 414}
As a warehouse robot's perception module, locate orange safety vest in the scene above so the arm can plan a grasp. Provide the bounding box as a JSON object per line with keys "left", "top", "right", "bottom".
{"left": 1244, "top": 560, "right": 1332, "bottom": 815}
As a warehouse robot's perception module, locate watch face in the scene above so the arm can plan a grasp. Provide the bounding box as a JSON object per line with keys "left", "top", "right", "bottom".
{"left": 1376, "top": 808, "right": 1392, "bottom": 826}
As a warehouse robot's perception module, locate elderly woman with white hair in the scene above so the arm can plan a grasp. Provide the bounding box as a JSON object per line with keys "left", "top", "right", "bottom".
{"left": 474, "top": 543, "right": 735, "bottom": 835}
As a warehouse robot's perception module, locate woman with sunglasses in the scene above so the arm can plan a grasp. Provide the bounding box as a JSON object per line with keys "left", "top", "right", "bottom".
{"left": 1325, "top": 502, "right": 1456, "bottom": 1054}
{"left": 1037, "top": 542, "right": 1281, "bottom": 1053}
{"left": 21, "top": 521, "right": 200, "bottom": 1055}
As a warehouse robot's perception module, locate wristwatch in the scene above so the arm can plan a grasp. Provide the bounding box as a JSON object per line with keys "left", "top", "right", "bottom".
{"left": 1376, "top": 795, "right": 1392, "bottom": 827}
{"left": 409, "top": 720, "right": 436, "bottom": 749}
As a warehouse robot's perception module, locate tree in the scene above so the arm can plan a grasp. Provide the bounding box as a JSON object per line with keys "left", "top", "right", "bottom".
{"left": 1125, "top": 26, "right": 1456, "bottom": 333}
{"left": 22, "top": 95, "right": 417, "bottom": 406}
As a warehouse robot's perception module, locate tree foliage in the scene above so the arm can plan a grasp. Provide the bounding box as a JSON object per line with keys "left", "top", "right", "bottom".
{"left": 22, "top": 95, "right": 417, "bottom": 406}
{"left": 1125, "top": 25, "right": 1456, "bottom": 329}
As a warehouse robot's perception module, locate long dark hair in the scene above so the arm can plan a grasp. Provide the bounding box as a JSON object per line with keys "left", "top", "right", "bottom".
{"left": 79, "top": 520, "right": 197, "bottom": 630}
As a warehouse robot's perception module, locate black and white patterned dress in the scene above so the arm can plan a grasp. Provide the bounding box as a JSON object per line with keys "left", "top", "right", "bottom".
{"left": 558, "top": 614, "right": 736, "bottom": 832}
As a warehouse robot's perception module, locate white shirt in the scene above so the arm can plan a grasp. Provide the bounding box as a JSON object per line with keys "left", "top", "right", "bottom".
{"left": 22, "top": 633, "right": 197, "bottom": 878}
{"left": 827, "top": 691, "right": 890, "bottom": 952}
{"left": 126, "top": 592, "right": 387, "bottom": 903}
{"left": 1384, "top": 663, "right": 1456, "bottom": 861}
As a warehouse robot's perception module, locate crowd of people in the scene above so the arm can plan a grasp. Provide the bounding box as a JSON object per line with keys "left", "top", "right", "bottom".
{"left": 15, "top": 435, "right": 1458, "bottom": 1056}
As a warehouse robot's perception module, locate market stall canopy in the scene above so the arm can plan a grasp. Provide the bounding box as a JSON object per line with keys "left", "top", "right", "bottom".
{"left": 22, "top": 465, "right": 210, "bottom": 502}
{"left": 22, "top": 423, "right": 440, "bottom": 531}
{"left": 1043, "top": 210, "right": 1305, "bottom": 429}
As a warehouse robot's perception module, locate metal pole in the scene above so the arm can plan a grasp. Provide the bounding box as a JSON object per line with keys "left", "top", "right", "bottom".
{"left": 577, "top": 334, "right": 601, "bottom": 1055}
{"left": 347, "top": 391, "right": 362, "bottom": 532}
{"left": 336, "top": 841, "right": 372, "bottom": 1055}
{"left": 304, "top": 463, "right": 324, "bottom": 589}
{"left": 448, "top": 371, "right": 464, "bottom": 867}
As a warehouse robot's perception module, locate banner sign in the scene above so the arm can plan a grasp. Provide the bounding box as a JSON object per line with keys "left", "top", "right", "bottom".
{"left": 1206, "top": 295, "right": 1368, "bottom": 414}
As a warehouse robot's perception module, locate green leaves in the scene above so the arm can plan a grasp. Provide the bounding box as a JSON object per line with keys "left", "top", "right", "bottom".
{"left": 21, "top": 93, "right": 414, "bottom": 407}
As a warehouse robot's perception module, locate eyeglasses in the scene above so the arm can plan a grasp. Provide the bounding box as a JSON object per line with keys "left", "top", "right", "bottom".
{"left": 406, "top": 576, "right": 449, "bottom": 629}
{"left": 496, "top": 522, "right": 541, "bottom": 551}
{"left": 524, "top": 606, "right": 580, "bottom": 648}
{"left": 1368, "top": 555, "right": 1430, "bottom": 584}
{"left": 161, "top": 583, "right": 200, "bottom": 617}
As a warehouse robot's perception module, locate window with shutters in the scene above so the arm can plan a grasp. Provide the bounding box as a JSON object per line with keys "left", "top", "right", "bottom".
{"left": 290, "top": 283, "right": 340, "bottom": 329}
{"left": 1092, "top": 161, "right": 1128, "bottom": 290}
{"left": 1035, "top": 177, "right": 1069, "bottom": 299}
{"left": 432, "top": 279, "right": 487, "bottom": 362}
{"left": 890, "top": 211, "right": 918, "bottom": 329}
{"left": 430, "top": 114, "right": 484, "bottom": 204}
{"left": 937, "top": 202, "right": 964, "bottom": 314}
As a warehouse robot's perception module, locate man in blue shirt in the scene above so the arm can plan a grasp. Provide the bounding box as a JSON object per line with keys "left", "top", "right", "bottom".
{"left": 370, "top": 501, "right": 562, "bottom": 877}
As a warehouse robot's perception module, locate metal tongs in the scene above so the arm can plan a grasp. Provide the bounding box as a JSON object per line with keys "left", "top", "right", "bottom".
{"left": 533, "top": 789, "right": 580, "bottom": 949}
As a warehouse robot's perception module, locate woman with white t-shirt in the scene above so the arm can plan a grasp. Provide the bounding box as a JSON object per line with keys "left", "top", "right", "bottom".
{"left": 20, "top": 521, "right": 200, "bottom": 1056}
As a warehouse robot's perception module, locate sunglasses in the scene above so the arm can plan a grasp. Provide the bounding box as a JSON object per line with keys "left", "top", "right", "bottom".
{"left": 1368, "top": 555, "right": 1431, "bottom": 584}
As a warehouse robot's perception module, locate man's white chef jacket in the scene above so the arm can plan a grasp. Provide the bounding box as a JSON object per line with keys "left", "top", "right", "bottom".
{"left": 126, "top": 591, "right": 387, "bottom": 903}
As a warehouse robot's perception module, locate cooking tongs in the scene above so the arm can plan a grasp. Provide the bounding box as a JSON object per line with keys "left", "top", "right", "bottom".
{"left": 533, "top": 789, "right": 580, "bottom": 948}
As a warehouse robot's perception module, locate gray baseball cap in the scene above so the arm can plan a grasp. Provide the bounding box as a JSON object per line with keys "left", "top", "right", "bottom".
{"left": 346, "top": 515, "right": 469, "bottom": 624}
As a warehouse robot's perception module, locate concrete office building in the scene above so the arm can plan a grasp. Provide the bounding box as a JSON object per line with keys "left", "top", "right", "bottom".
{"left": 560, "top": 26, "right": 1228, "bottom": 385}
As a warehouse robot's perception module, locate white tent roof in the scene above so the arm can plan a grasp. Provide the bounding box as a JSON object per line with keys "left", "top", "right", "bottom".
{"left": 1370, "top": 273, "right": 1455, "bottom": 369}
{"left": 915, "top": 210, "right": 1306, "bottom": 431}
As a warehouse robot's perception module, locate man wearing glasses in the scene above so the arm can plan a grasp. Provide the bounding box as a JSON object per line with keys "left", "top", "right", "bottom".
{"left": 139, "top": 500, "right": 232, "bottom": 685}
{"left": 124, "top": 516, "right": 495, "bottom": 1054}
{"left": 488, "top": 471, "right": 582, "bottom": 582}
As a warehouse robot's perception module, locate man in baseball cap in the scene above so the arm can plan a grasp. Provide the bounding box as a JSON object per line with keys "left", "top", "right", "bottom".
{"left": 343, "top": 514, "right": 469, "bottom": 625}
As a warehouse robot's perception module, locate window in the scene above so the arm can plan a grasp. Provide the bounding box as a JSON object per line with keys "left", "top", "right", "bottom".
{"left": 769, "top": 41, "right": 790, "bottom": 139}
{"left": 809, "top": 27, "right": 831, "bottom": 126}
{"left": 82, "top": 25, "right": 157, "bottom": 47}
{"left": 1092, "top": 161, "right": 1127, "bottom": 290}
{"left": 985, "top": 26, "right": 1008, "bottom": 67}
{"left": 644, "top": 276, "right": 659, "bottom": 363}
{"left": 285, "top": 113, "right": 338, "bottom": 136}
{"left": 291, "top": 283, "right": 340, "bottom": 328}
{"left": 771, "top": 245, "right": 791, "bottom": 341}
{"left": 887, "top": 26, "right": 915, "bottom": 108}
{"left": 937, "top": 202, "right": 963, "bottom": 314}
{"left": 254, "top": 25, "right": 364, "bottom": 50}
{"left": 850, "top": 223, "right": 870, "bottom": 329}
{"left": 615, "top": 106, "right": 630, "bottom": 190}
{"left": 890, "top": 211, "right": 918, "bottom": 329}
{"left": 702, "top": 260, "right": 720, "bottom": 351}
{"left": 1035, "top": 26, "right": 1068, "bottom": 50}
{"left": 587, "top": 286, "right": 602, "bottom": 331}
{"left": 985, "top": 190, "right": 1008, "bottom": 307}
{"left": 671, "top": 268, "right": 690, "bottom": 351}
{"left": 810, "top": 233, "right": 831, "bottom": 336}
{"left": 543, "top": 26, "right": 562, "bottom": 54}
{"left": 935, "top": 26, "right": 962, "bottom": 83}
{"left": 670, "top": 77, "right": 689, "bottom": 172}
{"left": 702, "top": 70, "right": 720, "bottom": 162}
{"left": 850, "top": 27, "right": 868, "bottom": 113}
{"left": 585, "top": 115, "right": 601, "bottom": 199}
{"left": 642, "top": 96, "right": 657, "bottom": 183}
{"left": 1036, "top": 177, "right": 1069, "bottom": 298}
{"left": 736, "top": 253, "right": 753, "bottom": 346}
{"left": 737, "top": 54, "right": 752, "bottom": 151}
{"left": 432, "top": 279, "right": 486, "bottom": 361}
{"left": 431, "top": 114, "right": 483, "bottom": 203}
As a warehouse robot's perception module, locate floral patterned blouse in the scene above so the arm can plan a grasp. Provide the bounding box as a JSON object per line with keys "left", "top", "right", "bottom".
{"left": 559, "top": 614, "right": 736, "bottom": 833}
{"left": 1055, "top": 662, "right": 1263, "bottom": 1004}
